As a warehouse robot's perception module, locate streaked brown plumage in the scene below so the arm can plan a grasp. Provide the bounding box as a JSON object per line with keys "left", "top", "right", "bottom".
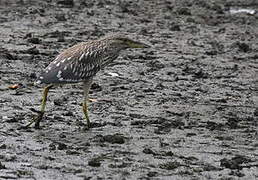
{"left": 27, "top": 34, "right": 150, "bottom": 129}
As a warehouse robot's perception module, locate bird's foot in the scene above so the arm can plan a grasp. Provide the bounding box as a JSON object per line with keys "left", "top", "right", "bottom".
{"left": 24, "top": 108, "right": 44, "bottom": 129}
{"left": 84, "top": 120, "right": 91, "bottom": 130}
{"left": 82, "top": 125, "right": 90, "bottom": 131}
{"left": 34, "top": 112, "right": 44, "bottom": 129}
{"left": 76, "top": 121, "right": 91, "bottom": 131}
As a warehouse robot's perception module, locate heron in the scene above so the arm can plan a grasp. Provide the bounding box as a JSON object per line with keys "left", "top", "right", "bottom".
{"left": 27, "top": 34, "right": 150, "bottom": 129}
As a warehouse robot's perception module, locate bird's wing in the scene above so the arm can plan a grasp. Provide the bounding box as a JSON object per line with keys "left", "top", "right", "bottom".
{"left": 37, "top": 43, "right": 103, "bottom": 84}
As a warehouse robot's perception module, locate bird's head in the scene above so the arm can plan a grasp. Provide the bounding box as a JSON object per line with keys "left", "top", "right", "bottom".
{"left": 103, "top": 34, "right": 150, "bottom": 49}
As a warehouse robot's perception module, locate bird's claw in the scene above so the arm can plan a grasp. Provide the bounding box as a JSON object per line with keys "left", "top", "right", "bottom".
{"left": 29, "top": 108, "right": 41, "bottom": 114}
{"left": 23, "top": 111, "right": 44, "bottom": 129}
{"left": 34, "top": 112, "right": 44, "bottom": 129}
{"left": 82, "top": 126, "right": 90, "bottom": 131}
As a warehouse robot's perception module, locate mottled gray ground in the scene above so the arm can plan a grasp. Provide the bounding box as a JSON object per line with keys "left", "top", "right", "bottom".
{"left": 0, "top": 0, "right": 257, "bottom": 179}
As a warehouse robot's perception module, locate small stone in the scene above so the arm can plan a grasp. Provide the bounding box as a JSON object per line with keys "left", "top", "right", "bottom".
{"left": 0, "top": 144, "right": 7, "bottom": 149}
{"left": 147, "top": 171, "right": 157, "bottom": 177}
{"left": 220, "top": 155, "right": 250, "bottom": 170}
{"left": 49, "top": 143, "right": 56, "bottom": 151}
{"left": 29, "top": 72, "right": 37, "bottom": 79}
{"left": 88, "top": 158, "right": 101, "bottom": 167}
{"left": 57, "top": 142, "right": 67, "bottom": 150}
{"left": 90, "top": 83, "right": 102, "bottom": 92}
{"left": 55, "top": 14, "right": 67, "bottom": 21}
{"left": 159, "top": 161, "right": 181, "bottom": 170}
{"left": 143, "top": 148, "right": 156, "bottom": 155}
{"left": 253, "top": 108, "right": 258, "bottom": 116}
{"left": 27, "top": 37, "right": 41, "bottom": 44}
{"left": 24, "top": 46, "right": 39, "bottom": 55}
{"left": 57, "top": 0, "right": 74, "bottom": 7}
{"left": 102, "top": 134, "right": 125, "bottom": 144}
{"left": 176, "top": 7, "right": 191, "bottom": 15}
{"left": 63, "top": 111, "right": 73, "bottom": 116}
{"left": 0, "top": 162, "right": 6, "bottom": 169}
{"left": 236, "top": 42, "right": 251, "bottom": 52}
{"left": 169, "top": 22, "right": 181, "bottom": 31}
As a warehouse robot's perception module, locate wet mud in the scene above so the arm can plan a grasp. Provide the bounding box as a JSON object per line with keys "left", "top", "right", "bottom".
{"left": 0, "top": 0, "right": 257, "bottom": 179}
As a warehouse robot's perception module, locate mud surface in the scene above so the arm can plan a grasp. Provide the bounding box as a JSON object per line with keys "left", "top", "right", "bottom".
{"left": 0, "top": 0, "right": 258, "bottom": 179}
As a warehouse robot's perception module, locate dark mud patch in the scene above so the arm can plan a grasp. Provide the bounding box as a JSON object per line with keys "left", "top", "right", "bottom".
{"left": 0, "top": 0, "right": 257, "bottom": 179}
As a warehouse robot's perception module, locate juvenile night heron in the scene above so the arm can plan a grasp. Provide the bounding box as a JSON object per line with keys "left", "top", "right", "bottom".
{"left": 28, "top": 34, "right": 150, "bottom": 129}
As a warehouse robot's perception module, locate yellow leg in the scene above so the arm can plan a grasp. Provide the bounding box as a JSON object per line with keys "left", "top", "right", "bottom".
{"left": 40, "top": 85, "right": 52, "bottom": 112}
{"left": 26, "top": 84, "right": 53, "bottom": 129}
{"left": 83, "top": 101, "right": 90, "bottom": 128}
{"left": 82, "top": 78, "right": 93, "bottom": 129}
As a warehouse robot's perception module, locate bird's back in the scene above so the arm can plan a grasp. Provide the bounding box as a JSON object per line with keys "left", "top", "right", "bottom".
{"left": 36, "top": 40, "right": 120, "bottom": 85}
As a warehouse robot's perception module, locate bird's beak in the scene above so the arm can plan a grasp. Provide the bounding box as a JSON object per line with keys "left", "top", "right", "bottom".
{"left": 128, "top": 40, "right": 151, "bottom": 48}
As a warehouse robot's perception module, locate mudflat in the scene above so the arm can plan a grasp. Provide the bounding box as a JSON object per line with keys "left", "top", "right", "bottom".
{"left": 0, "top": 0, "right": 257, "bottom": 179}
